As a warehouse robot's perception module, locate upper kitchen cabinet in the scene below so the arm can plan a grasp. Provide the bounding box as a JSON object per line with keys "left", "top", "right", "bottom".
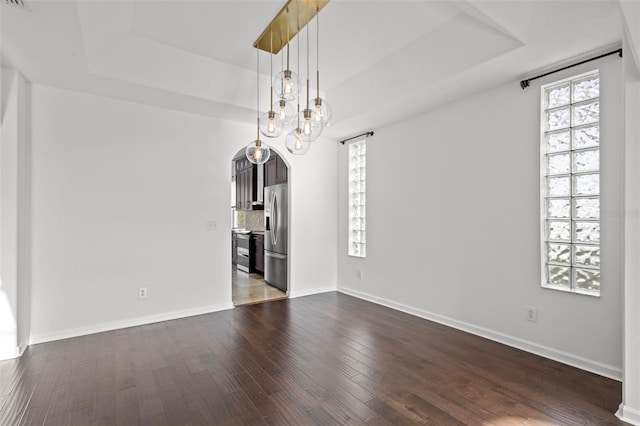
{"left": 265, "top": 152, "right": 288, "bottom": 187}
{"left": 234, "top": 156, "right": 264, "bottom": 210}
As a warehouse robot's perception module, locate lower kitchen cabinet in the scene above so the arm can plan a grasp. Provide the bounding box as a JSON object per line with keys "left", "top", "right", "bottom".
{"left": 231, "top": 234, "right": 238, "bottom": 265}
{"left": 252, "top": 233, "right": 264, "bottom": 274}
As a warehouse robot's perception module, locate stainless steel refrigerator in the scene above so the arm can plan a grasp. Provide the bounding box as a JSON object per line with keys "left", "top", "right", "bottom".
{"left": 264, "top": 183, "right": 288, "bottom": 292}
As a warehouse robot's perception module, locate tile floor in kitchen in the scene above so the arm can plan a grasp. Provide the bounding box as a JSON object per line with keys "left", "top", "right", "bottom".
{"left": 231, "top": 268, "right": 286, "bottom": 306}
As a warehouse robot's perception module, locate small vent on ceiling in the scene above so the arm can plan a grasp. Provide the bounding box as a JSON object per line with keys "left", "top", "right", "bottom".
{"left": 4, "top": 0, "right": 29, "bottom": 10}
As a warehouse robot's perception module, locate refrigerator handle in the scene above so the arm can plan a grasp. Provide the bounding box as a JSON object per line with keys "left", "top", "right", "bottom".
{"left": 269, "top": 191, "right": 276, "bottom": 246}
{"left": 264, "top": 251, "right": 287, "bottom": 260}
{"left": 272, "top": 191, "right": 278, "bottom": 247}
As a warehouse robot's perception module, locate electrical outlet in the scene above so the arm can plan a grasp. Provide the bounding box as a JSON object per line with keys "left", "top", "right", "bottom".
{"left": 356, "top": 270, "right": 363, "bottom": 280}
{"left": 139, "top": 287, "right": 148, "bottom": 299}
{"left": 207, "top": 220, "right": 217, "bottom": 231}
{"left": 526, "top": 306, "right": 537, "bottom": 322}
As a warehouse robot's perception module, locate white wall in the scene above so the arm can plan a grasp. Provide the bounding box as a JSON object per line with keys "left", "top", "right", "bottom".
{"left": 619, "top": 15, "right": 640, "bottom": 424}
{"left": 0, "top": 69, "right": 19, "bottom": 359}
{"left": 338, "top": 54, "right": 623, "bottom": 379}
{"left": 29, "top": 85, "right": 337, "bottom": 343}
{"left": 263, "top": 141, "right": 338, "bottom": 299}
{"left": 0, "top": 67, "right": 30, "bottom": 360}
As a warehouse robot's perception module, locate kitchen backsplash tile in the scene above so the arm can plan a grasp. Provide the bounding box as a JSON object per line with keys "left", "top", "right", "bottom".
{"left": 237, "top": 210, "right": 265, "bottom": 231}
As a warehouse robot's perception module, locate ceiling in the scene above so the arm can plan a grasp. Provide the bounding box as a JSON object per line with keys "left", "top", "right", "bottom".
{"left": 0, "top": 0, "right": 624, "bottom": 140}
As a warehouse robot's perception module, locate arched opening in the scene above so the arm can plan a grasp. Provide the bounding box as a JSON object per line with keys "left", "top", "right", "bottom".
{"left": 230, "top": 148, "right": 290, "bottom": 306}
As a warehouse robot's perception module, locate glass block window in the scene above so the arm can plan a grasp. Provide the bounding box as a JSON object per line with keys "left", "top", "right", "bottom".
{"left": 541, "top": 71, "right": 600, "bottom": 296}
{"left": 348, "top": 139, "right": 366, "bottom": 258}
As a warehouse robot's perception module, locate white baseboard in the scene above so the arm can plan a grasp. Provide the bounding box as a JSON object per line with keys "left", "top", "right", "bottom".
{"left": 29, "top": 302, "right": 234, "bottom": 345}
{"left": 289, "top": 286, "right": 336, "bottom": 299}
{"left": 338, "top": 286, "right": 622, "bottom": 381}
{"left": 617, "top": 403, "right": 640, "bottom": 426}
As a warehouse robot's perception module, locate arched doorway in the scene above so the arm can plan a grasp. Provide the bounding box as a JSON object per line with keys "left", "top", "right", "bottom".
{"left": 230, "top": 148, "right": 289, "bottom": 306}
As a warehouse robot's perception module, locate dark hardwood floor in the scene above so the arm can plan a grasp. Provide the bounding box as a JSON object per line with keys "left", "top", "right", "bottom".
{"left": 0, "top": 292, "right": 626, "bottom": 425}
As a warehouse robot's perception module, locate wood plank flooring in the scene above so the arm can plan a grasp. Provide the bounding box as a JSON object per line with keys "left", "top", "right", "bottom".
{"left": 232, "top": 269, "right": 287, "bottom": 306}
{"left": 0, "top": 292, "right": 626, "bottom": 425}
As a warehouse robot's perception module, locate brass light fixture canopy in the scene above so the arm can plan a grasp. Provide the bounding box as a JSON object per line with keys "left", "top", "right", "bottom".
{"left": 254, "top": 0, "right": 330, "bottom": 54}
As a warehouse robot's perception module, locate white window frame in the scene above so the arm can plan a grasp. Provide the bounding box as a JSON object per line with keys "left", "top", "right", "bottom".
{"left": 348, "top": 138, "right": 366, "bottom": 258}
{"left": 540, "top": 70, "right": 600, "bottom": 297}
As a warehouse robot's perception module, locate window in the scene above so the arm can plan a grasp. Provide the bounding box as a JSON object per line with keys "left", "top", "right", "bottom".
{"left": 348, "top": 139, "right": 366, "bottom": 257}
{"left": 541, "top": 71, "right": 600, "bottom": 296}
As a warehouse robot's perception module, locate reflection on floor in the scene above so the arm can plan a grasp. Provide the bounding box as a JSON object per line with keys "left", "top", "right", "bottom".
{"left": 231, "top": 268, "right": 287, "bottom": 306}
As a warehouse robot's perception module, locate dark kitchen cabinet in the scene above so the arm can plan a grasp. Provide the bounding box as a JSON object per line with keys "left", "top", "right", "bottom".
{"left": 276, "top": 154, "right": 287, "bottom": 184}
{"left": 235, "top": 170, "right": 242, "bottom": 210}
{"left": 231, "top": 234, "right": 238, "bottom": 265}
{"left": 265, "top": 153, "right": 288, "bottom": 187}
{"left": 265, "top": 158, "right": 276, "bottom": 187}
{"left": 234, "top": 156, "right": 262, "bottom": 210}
{"left": 235, "top": 157, "right": 251, "bottom": 211}
{"left": 252, "top": 233, "right": 264, "bottom": 274}
{"left": 241, "top": 167, "right": 253, "bottom": 210}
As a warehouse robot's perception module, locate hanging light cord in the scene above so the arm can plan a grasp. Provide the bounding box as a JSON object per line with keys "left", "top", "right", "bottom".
{"left": 256, "top": 47, "right": 260, "bottom": 143}
{"left": 286, "top": 8, "right": 290, "bottom": 72}
{"left": 296, "top": 3, "right": 301, "bottom": 128}
{"left": 306, "top": 6, "right": 310, "bottom": 111}
{"left": 316, "top": 3, "right": 320, "bottom": 99}
{"left": 270, "top": 30, "right": 273, "bottom": 111}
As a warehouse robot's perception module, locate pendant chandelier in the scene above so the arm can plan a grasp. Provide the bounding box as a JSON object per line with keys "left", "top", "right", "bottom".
{"left": 247, "top": 0, "right": 330, "bottom": 162}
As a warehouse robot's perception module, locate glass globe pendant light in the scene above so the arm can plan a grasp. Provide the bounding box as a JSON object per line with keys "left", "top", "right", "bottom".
{"left": 286, "top": 97, "right": 311, "bottom": 155}
{"left": 313, "top": 6, "right": 332, "bottom": 127}
{"left": 260, "top": 30, "right": 284, "bottom": 138}
{"left": 272, "top": 53, "right": 295, "bottom": 126}
{"left": 274, "top": 9, "right": 301, "bottom": 102}
{"left": 273, "top": 48, "right": 299, "bottom": 101}
{"left": 275, "top": 98, "right": 295, "bottom": 126}
{"left": 285, "top": 126, "right": 311, "bottom": 155}
{"left": 295, "top": 16, "right": 322, "bottom": 142}
{"left": 313, "top": 96, "right": 332, "bottom": 127}
{"left": 246, "top": 130, "right": 270, "bottom": 164}
{"left": 246, "top": 47, "right": 270, "bottom": 165}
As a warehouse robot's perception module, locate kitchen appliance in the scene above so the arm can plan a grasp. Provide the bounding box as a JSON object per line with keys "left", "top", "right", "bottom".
{"left": 235, "top": 232, "right": 251, "bottom": 273}
{"left": 264, "top": 183, "right": 288, "bottom": 292}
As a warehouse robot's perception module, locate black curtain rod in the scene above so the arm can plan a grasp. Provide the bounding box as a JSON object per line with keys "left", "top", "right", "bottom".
{"left": 520, "top": 48, "right": 622, "bottom": 89}
{"left": 339, "top": 131, "right": 374, "bottom": 145}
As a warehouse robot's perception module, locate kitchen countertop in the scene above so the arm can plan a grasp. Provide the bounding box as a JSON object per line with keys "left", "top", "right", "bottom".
{"left": 231, "top": 228, "right": 250, "bottom": 234}
{"left": 231, "top": 229, "right": 265, "bottom": 235}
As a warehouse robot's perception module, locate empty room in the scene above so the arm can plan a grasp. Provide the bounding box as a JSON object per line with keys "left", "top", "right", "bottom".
{"left": 1, "top": 0, "right": 640, "bottom": 424}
